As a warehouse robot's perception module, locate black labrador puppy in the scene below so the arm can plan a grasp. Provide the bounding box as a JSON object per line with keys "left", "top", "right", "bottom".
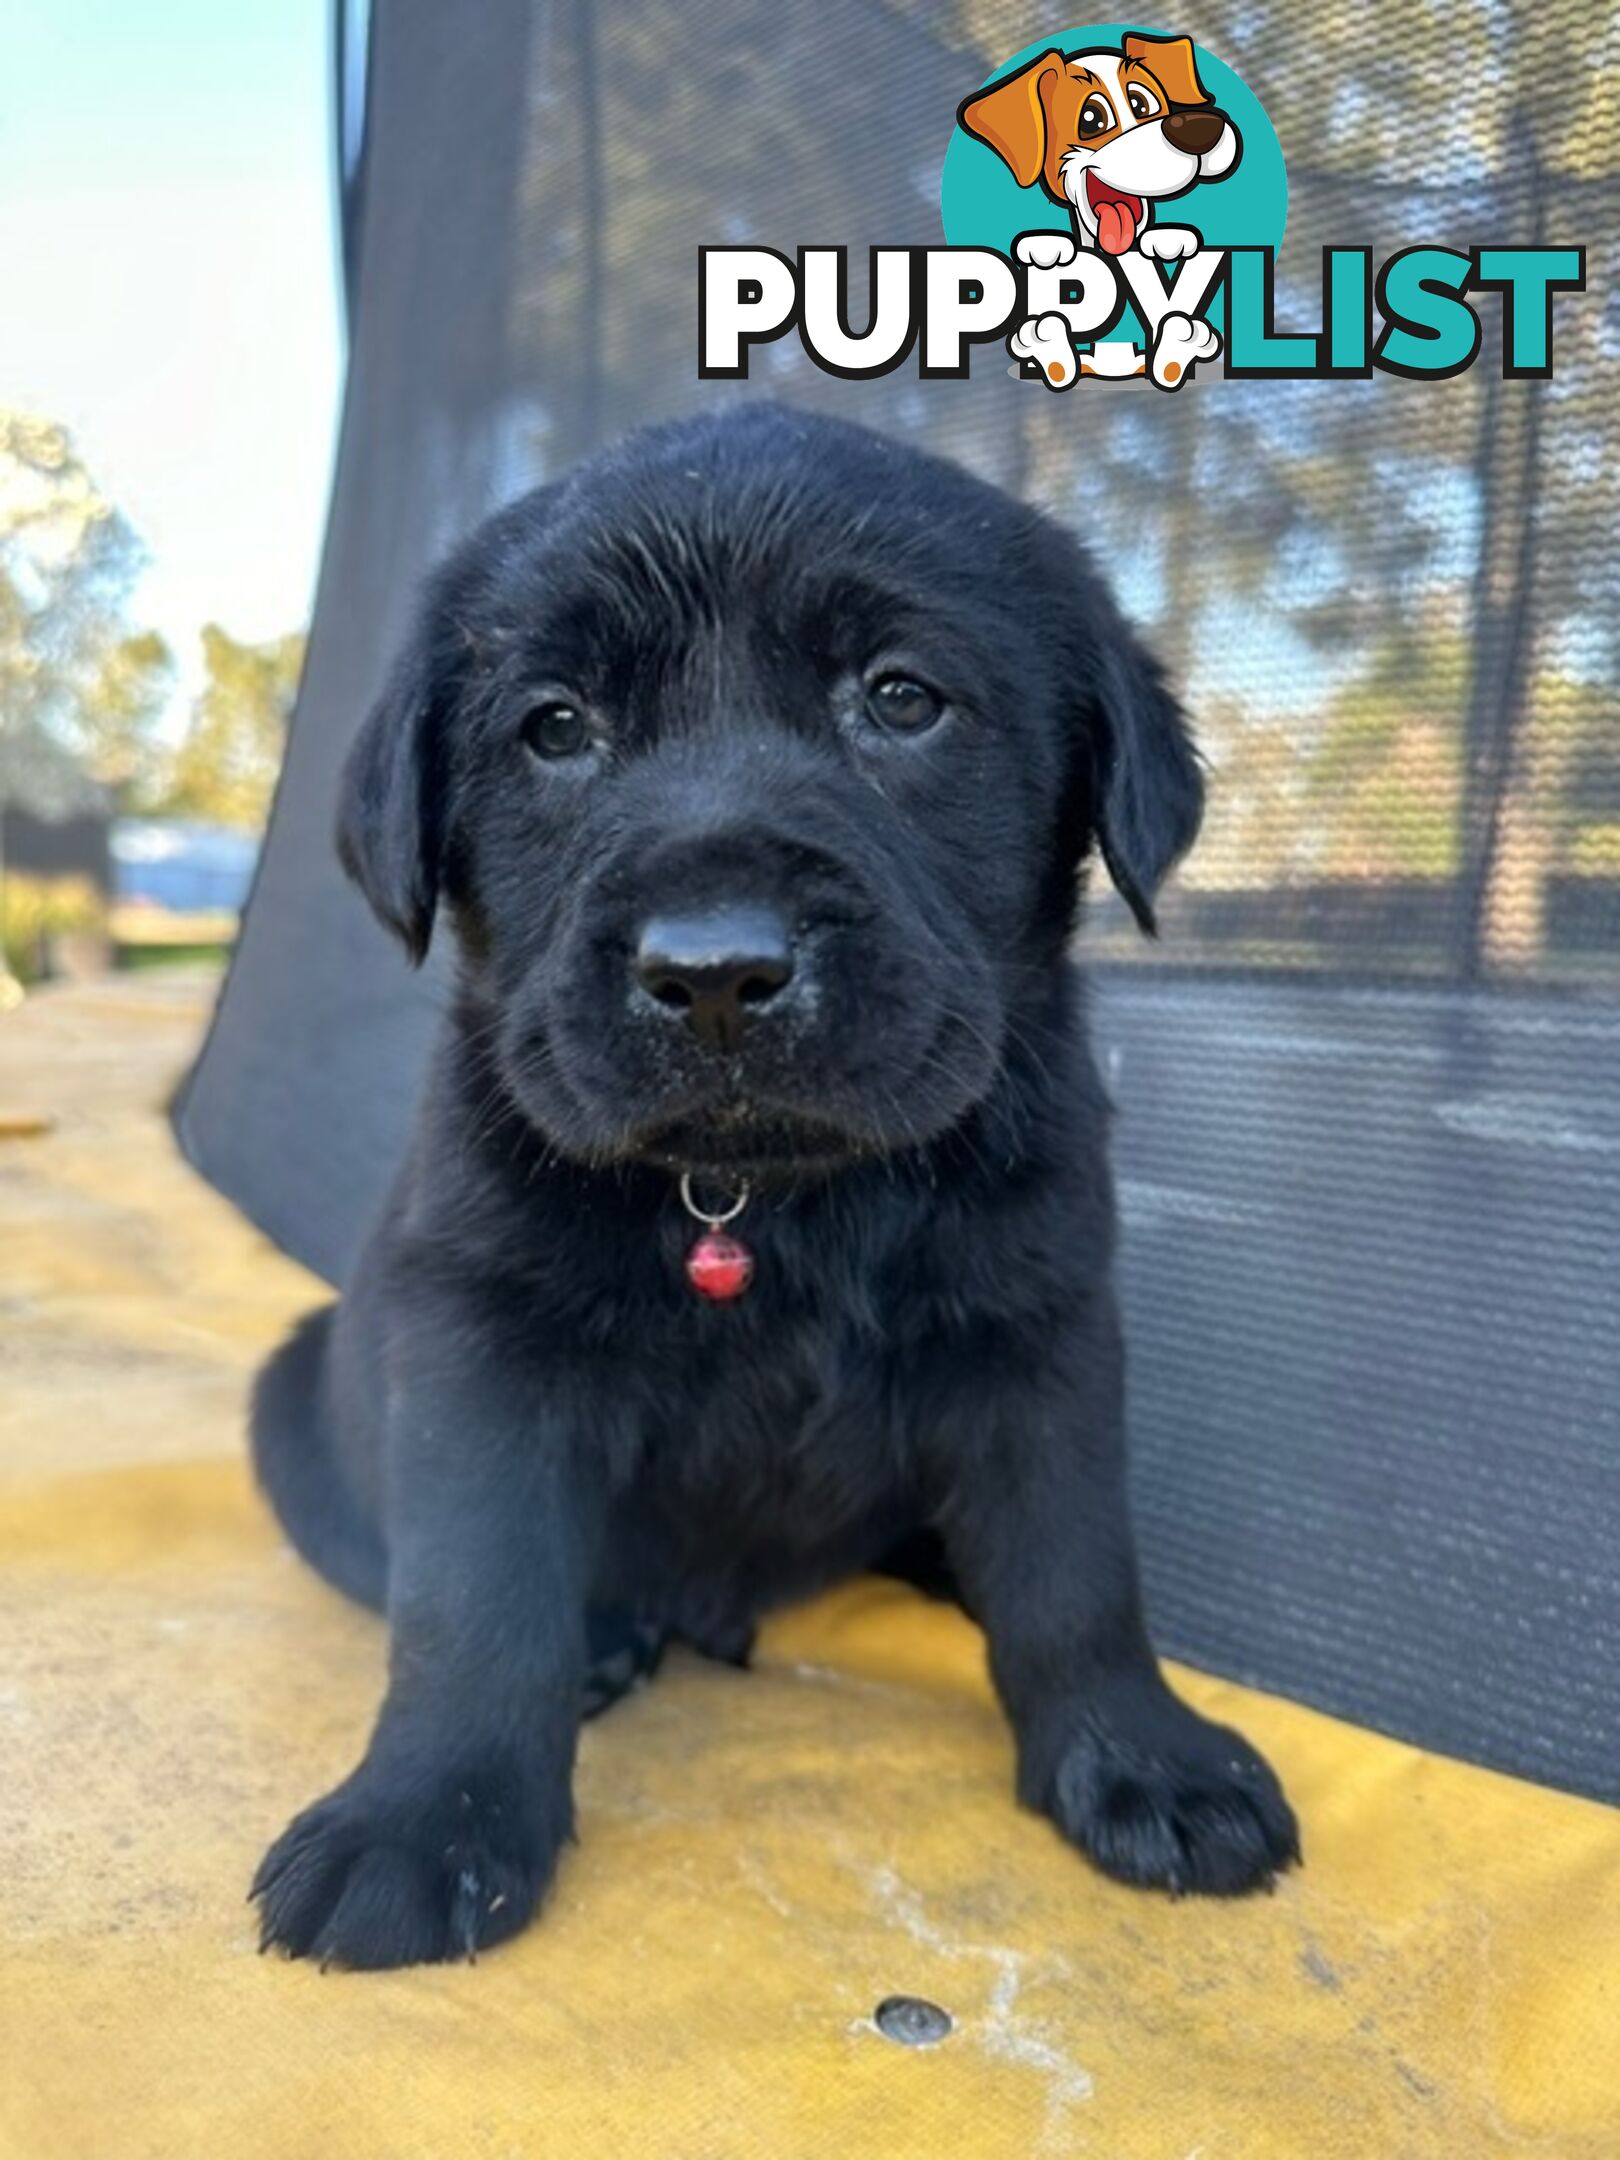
{"left": 251, "top": 404, "right": 1297, "bottom": 1969}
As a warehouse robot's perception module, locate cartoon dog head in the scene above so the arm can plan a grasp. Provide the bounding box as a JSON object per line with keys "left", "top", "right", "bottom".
{"left": 959, "top": 34, "right": 1240, "bottom": 255}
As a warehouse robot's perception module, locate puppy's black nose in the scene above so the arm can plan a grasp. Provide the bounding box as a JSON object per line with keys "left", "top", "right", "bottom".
{"left": 1162, "top": 107, "right": 1225, "bottom": 156}
{"left": 633, "top": 907, "right": 796, "bottom": 1054}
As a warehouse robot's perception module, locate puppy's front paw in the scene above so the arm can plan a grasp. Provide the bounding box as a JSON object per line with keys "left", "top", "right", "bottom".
{"left": 1035, "top": 1690, "right": 1299, "bottom": 1897}
{"left": 252, "top": 1761, "right": 570, "bottom": 1969}
{"left": 1015, "top": 230, "right": 1077, "bottom": 270}
{"left": 1138, "top": 225, "right": 1201, "bottom": 262}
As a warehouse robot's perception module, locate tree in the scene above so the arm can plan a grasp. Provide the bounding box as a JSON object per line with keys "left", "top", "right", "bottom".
{"left": 158, "top": 624, "right": 304, "bottom": 830}
{"left": 0, "top": 408, "right": 173, "bottom": 819}
{"left": 76, "top": 629, "right": 176, "bottom": 804}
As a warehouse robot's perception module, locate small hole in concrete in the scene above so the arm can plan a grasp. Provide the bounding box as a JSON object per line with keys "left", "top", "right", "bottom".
{"left": 874, "top": 1994, "right": 953, "bottom": 2047}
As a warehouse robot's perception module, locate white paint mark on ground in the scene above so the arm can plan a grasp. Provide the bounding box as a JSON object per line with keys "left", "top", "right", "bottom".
{"left": 864, "top": 1863, "right": 1093, "bottom": 2145}
{"left": 789, "top": 1661, "right": 907, "bottom": 1701}
{"left": 735, "top": 1850, "right": 795, "bottom": 1921}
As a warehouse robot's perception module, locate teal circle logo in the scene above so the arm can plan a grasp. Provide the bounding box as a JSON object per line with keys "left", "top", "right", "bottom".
{"left": 941, "top": 24, "right": 1286, "bottom": 259}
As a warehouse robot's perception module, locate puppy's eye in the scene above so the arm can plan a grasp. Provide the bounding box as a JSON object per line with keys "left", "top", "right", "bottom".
{"left": 1078, "top": 94, "right": 1115, "bottom": 138}
{"left": 865, "top": 674, "right": 944, "bottom": 735}
{"left": 1126, "top": 85, "right": 1161, "bottom": 120}
{"left": 521, "top": 702, "right": 591, "bottom": 761}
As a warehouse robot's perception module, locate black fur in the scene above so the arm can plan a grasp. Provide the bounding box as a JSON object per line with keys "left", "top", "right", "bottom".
{"left": 251, "top": 405, "right": 1295, "bottom": 1969}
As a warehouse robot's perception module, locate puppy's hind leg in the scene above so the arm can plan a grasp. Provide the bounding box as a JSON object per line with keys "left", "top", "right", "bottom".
{"left": 582, "top": 1606, "right": 670, "bottom": 1717}
{"left": 876, "top": 1524, "right": 970, "bottom": 1610}
{"left": 252, "top": 1309, "right": 388, "bottom": 1611}
{"left": 581, "top": 1610, "right": 758, "bottom": 1715}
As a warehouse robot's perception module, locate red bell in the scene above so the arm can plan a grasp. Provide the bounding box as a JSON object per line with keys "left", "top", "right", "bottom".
{"left": 685, "top": 1229, "right": 754, "bottom": 1301}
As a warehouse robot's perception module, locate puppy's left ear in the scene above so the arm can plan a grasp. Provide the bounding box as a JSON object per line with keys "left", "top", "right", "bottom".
{"left": 1085, "top": 607, "right": 1206, "bottom": 936}
{"left": 335, "top": 576, "right": 466, "bottom": 965}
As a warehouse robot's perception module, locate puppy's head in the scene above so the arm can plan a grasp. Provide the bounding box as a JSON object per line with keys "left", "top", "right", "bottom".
{"left": 338, "top": 405, "right": 1201, "bottom": 1177}
{"left": 959, "top": 34, "right": 1240, "bottom": 254}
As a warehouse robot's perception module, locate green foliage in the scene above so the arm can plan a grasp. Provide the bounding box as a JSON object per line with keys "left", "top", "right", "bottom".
{"left": 0, "top": 871, "right": 104, "bottom": 983}
{"left": 0, "top": 409, "right": 174, "bottom": 818}
{"left": 0, "top": 407, "right": 303, "bottom": 837}
{"left": 157, "top": 624, "right": 304, "bottom": 830}
{"left": 1303, "top": 637, "right": 1468, "bottom": 881}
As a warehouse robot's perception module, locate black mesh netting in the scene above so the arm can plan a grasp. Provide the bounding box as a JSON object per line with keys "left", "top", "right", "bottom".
{"left": 176, "top": 0, "right": 1620, "bottom": 1799}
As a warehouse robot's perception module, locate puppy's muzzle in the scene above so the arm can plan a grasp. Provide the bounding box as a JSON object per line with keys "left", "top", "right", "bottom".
{"left": 633, "top": 905, "right": 798, "bottom": 1056}
{"left": 1162, "top": 108, "right": 1226, "bottom": 157}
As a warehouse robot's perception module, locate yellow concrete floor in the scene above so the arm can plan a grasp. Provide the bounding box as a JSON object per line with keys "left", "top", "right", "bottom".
{"left": 2, "top": 976, "right": 1616, "bottom": 2159}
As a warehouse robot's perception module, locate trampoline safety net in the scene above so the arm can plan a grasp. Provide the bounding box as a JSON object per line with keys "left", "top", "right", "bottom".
{"left": 176, "top": 1, "right": 1620, "bottom": 1802}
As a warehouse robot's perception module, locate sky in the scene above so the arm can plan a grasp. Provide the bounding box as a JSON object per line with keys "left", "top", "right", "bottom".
{"left": 0, "top": 0, "right": 342, "bottom": 724}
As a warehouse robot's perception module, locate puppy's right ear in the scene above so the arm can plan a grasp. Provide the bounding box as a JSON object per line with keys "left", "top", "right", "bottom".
{"left": 957, "top": 50, "right": 1064, "bottom": 190}
{"left": 335, "top": 582, "right": 464, "bottom": 965}
{"left": 1122, "top": 32, "right": 1213, "bottom": 109}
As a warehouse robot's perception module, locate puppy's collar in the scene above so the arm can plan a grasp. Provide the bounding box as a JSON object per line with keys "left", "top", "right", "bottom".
{"left": 678, "top": 1173, "right": 754, "bottom": 1303}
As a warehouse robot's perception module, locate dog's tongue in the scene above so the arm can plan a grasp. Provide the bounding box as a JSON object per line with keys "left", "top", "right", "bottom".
{"left": 1096, "top": 196, "right": 1139, "bottom": 256}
